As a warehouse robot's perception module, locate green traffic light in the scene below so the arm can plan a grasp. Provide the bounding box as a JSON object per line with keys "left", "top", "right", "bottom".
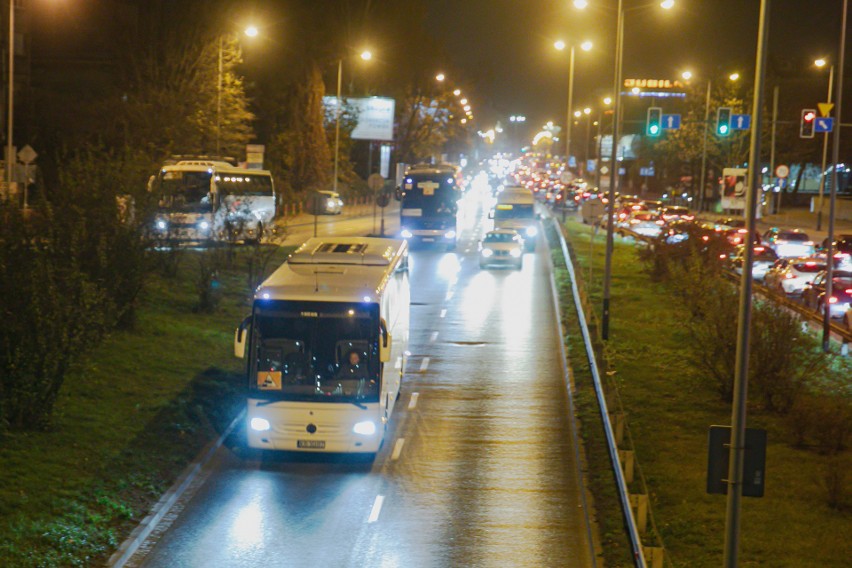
{"left": 650, "top": 125, "right": 659, "bottom": 135}
{"left": 719, "top": 125, "right": 728, "bottom": 135}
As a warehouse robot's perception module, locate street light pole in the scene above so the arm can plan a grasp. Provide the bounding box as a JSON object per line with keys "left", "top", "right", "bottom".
{"left": 333, "top": 58, "right": 343, "bottom": 194}
{"left": 770, "top": 84, "right": 779, "bottom": 214}
{"left": 723, "top": 0, "right": 770, "bottom": 565}
{"left": 697, "top": 80, "right": 711, "bottom": 213}
{"left": 602, "top": 0, "right": 624, "bottom": 340}
{"left": 816, "top": 63, "right": 834, "bottom": 231}
{"left": 6, "top": 0, "right": 14, "bottom": 190}
{"left": 823, "top": 0, "right": 848, "bottom": 352}
{"left": 566, "top": 45, "right": 575, "bottom": 164}
{"left": 216, "top": 35, "right": 223, "bottom": 156}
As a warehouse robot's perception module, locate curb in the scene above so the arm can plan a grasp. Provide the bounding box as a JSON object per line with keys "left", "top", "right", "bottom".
{"left": 107, "top": 410, "right": 245, "bottom": 567}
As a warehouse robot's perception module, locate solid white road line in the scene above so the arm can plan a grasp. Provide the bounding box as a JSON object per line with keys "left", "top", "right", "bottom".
{"left": 368, "top": 495, "right": 385, "bottom": 523}
{"left": 419, "top": 357, "right": 430, "bottom": 372}
{"left": 391, "top": 438, "right": 405, "bottom": 460}
{"left": 430, "top": 331, "right": 439, "bottom": 342}
{"left": 440, "top": 309, "right": 447, "bottom": 318}
{"left": 408, "top": 392, "right": 419, "bottom": 409}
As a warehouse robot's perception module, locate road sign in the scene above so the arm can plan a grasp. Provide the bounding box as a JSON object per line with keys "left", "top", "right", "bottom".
{"left": 662, "top": 114, "right": 681, "bottom": 130}
{"left": 818, "top": 102, "right": 834, "bottom": 117}
{"left": 731, "top": 114, "right": 751, "bottom": 130}
{"left": 17, "top": 144, "right": 37, "bottom": 164}
{"left": 367, "top": 173, "right": 385, "bottom": 191}
{"left": 639, "top": 167, "right": 655, "bottom": 177}
{"left": 814, "top": 117, "right": 834, "bottom": 133}
{"left": 774, "top": 164, "right": 789, "bottom": 179}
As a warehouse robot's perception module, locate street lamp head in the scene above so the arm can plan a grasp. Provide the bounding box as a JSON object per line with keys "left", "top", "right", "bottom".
{"left": 573, "top": 0, "right": 589, "bottom": 9}
{"left": 583, "top": 107, "right": 592, "bottom": 115}
{"left": 360, "top": 50, "right": 373, "bottom": 61}
{"left": 574, "top": 111, "right": 582, "bottom": 118}
{"left": 814, "top": 58, "right": 827, "bottom": 68}
{"left": 660, "top": 0, "right": 675, "bottom": 9}
{"left": 681, "top": 70, "right": 692, "bottom": 81}
{"left": 460, "top": 98, "right": 468, "bottom": 105}
{"left": 631, "top": 87, "right": 641, "bottom": 95}
{"left": 580, "top": 40, "right": 593, "bottom": 52}
{"left": 244, "top": 26, "right": 259, "bottom": 38}
{"left": 453, "top": 89, "right": 461, "bottom": 96}
{"left": 729, "top": 72, "right": 740, "bottom": 81}
{"left": 461, "top": 118, "right": 468, "bottom": 124}
{"left": 554, "top": 40, "right": 566, "bottom": 51}
{"left": 603, "top": 96, "right": 612, "bottom": 105}
{"left": 463, "top": 105, "right": 471, "bottom": 111}
{"left": 436, "top": 73, "right": 446, "bottom": 82}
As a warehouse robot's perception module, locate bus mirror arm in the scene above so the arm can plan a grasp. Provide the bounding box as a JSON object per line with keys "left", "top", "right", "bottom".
{"left": 488, "top": 210, "right": 494, "bottom": 219}
{"left": 379, "top": 318, "right": 392, "bottom": 363}
{"left": 234, "top": 315, "right": 251, "bottom": 359}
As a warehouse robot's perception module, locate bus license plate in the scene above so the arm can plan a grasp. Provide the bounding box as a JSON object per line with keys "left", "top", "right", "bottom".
{"left": 422, "top": 237, "right": 435, "bottom": 242}
{"left": 297, "top": 440, "right": 325, "bottom": 449}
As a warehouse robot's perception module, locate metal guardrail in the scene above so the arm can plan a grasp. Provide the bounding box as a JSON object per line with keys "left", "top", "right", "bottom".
{"left": 549, "top": 217, "right": 648, "bottom": 568}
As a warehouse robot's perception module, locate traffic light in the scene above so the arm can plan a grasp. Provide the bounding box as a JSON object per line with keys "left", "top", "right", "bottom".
{"left": 800, "top": 109, "right": 816, "bottom": 138}
{"left": 646, "top": 107, "right": 662, "bottom": 137}
{"left": 716, "top": 107, "right": 732, "bottom": 136}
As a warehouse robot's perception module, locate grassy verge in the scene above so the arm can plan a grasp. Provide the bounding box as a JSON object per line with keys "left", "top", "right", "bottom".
{"left": 554, "top": 219, "right": 852, "bottom": 567}
{"left": 0, "top": 245, "right": 293, "bottom": 566}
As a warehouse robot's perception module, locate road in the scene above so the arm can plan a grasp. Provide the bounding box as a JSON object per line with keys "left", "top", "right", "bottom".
{"left": 127, "top": 185, "right": 596, "bottom": 568}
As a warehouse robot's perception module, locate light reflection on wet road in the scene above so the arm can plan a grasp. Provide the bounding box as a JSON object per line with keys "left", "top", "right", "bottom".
{"left": 134, "top": 183, "right": 594, "bottom": 568}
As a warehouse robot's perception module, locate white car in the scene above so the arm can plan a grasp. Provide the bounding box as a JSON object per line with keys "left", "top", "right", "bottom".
{"left": 309, "top": 190, "right": 344, "bottom": 215}
{"left": 762, "top": 228, "right": 816, "bottom": 258}
{"left": 479, "top": 229, "right": 524, "bottom": 269}
{"left": 763, "top": 257, "right": 826, "bottom": 296}
{"left": 619, "top": 211, "right": 665, "bottom": 239}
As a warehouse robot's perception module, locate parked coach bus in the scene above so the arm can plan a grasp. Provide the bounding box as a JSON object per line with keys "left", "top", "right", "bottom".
{"left": 149, "top": 159, "right": 276, "bottom": 244}
{"left": 234, "top": 237, "right": 410, "bottom": 454}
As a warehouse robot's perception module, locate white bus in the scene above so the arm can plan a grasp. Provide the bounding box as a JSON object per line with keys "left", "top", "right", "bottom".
{"left": 150, "top": 159, "right": 276, "bottom": 243}
{"left": 234, "top": 237, "right": 410, "bottom": 454}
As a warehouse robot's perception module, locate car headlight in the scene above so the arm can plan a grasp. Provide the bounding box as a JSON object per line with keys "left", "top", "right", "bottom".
{"left": 155, "top": 220, "right": 167, "bottom": 230}
{"left": 481, "top": 248, "right": 494, "bottom": 258}
{"left": 199, "top": 221, "right": 210, "bottom": 230}
{"left": 401, "top": 229, "right": 413, "bottom": 239}
{"left": 337, "top": 199, "right": 344, "bottom": 206}
{"left": 510, "top": 248, "right": 522, "bottom": 258}
{"left": 353, "top": 420, "right": 376, "bottom": 435}
{"left": 444, "top": 230, "right": 457, "bottom": 239}
{"left": 525, "top": 226, "right": 538, "bottom": 237}
{"left": 250, "top": 417, "right": 270, "bottom": 432}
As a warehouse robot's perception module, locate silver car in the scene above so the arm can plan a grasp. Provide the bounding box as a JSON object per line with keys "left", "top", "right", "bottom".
{"left": 479, "top": 229, "right": 524, "bottom": 269}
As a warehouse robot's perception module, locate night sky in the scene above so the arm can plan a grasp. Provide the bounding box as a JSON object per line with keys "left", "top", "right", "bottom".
{"left": 426, "top": 0, "right": 846, "bottom": 135}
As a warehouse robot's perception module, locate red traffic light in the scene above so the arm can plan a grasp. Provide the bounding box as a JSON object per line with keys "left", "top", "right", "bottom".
{"left": 803, "top": 111, "right": 816, "bottom": 122}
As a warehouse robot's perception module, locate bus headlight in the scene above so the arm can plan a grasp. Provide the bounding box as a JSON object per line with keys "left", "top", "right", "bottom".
{"left": 444, "top": 230, "right": 457, "bottom": 239}
{"left": 481, "top": 248, "right": 494, "bottom": 258}
{"left": 510, "top": 248, "right": 522, "bottom": 258}
{"left": 525, "top": 226, "right": 538, "bottom": 238}
{"left": 199, "top": 220, "right": 210, "bottom": 230}
{"left": 353, "top": 420, "right": 376, "bottom": 435}
{"left": 250, "top": 417, "right": 271, "bottom": 432}
{"left": 327, "top": 198, "right": 336, "bottom": 208}
{"left": 401, "top": 229, "right": 413, "bottom": 239}
{"left": 155, "top": 220, "right": 167, "bottom": 230}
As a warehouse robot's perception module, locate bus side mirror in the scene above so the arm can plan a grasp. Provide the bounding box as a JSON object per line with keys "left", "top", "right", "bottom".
{"left": 234, "top": 315, "right": 251, "bottom": 359}
{"left": 488, "top": 210, "right": 494, "bottom": 219}
{"left": 379, "top": 318, "right": 392, "bottom": 362}
{"left": 394, "top": 186, "right": 402, "bottom": 201}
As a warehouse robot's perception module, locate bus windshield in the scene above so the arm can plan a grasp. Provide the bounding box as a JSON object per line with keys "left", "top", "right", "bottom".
{"left": 494, "top": 204, "right": 534, "bottom": 219}
{"left": 158, "top": 171, "right": 213, "bottom": 213}
{"left": 401, "top": 174, "right": 459, "bottom": 217}
{"left": 217, "top": 173, "right": 273, "bottom": 197}
{"left": 250, "top": 301, "right": 380, "bottom": 403}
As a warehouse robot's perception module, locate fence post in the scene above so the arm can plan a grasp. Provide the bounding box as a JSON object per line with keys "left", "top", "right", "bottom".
{"left": 609, "top": 411, "right": 625, "bottom": 446}
{"left": 619, "top": 449, "right": 635, "bottom": 484}
{"left": 629, "top": 493, "right": 649, "bottom": 535}
{"left": 643, "top": 546, "right": 665, "bottom": 568}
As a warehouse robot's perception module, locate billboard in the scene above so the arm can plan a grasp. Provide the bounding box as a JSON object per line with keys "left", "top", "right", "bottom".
{"left": 324, "top": 96, "right": 395, "bottom": 141}
{"left": 721, "top": 168, "right": 747, "bottom": 211}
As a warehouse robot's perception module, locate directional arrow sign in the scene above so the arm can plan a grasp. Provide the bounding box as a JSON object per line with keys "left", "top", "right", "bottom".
{"left": 814, "top": 117, "right": 834, "bottom": 133}
{"left": 818, "top": 102, "right": 834, "bottom": 117}
{"left": 662, "top": 114, "right": 681, "bottom": 130}
{"left": 731, "top": 114, "right": 751, "bottom": 130}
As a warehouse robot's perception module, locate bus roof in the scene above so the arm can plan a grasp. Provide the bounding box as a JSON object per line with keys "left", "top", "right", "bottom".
{"left": 160, "top": 161, "right": 272, "bottom": 176}
{"left": 405, "top": 163, "right": 458, "bottom": 176}
{"left": 256, "top": 237, "right": 408, "bottom": 303}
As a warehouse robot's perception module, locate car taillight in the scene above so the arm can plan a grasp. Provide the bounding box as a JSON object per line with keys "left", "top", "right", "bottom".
{"left": 846, "top": 289, "right": 852, "bottom": 295}
{"left": 702, "top": 236, "right": 710, "bottom": 241}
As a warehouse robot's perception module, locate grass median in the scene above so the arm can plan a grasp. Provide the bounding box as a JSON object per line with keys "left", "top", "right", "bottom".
{"left": 555, "top": 218, "right": 851, "bottom": 567}
{"left": 0, "top": 244, "right": 293, "bottom": 567}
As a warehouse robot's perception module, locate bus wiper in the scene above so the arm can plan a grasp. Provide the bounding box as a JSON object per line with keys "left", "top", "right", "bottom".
{"left": 349, "top": 400, "right": 368, "bottom": 410}
{"left": 255, "top": 399, "right": 280, "bottom": 407}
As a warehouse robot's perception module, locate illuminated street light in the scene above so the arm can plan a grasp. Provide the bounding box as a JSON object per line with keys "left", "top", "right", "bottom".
{"left": 554, "top": 39, "right": 566, "bottom": 51}
{"left": 573, "top": 0, "right": 588, "bottom": 8}
{"left": 217, "top": 25, "right": 260, "bottom": 155}
{"left": 461, "top": 118, "right": 468, "bottom": 124}
{"left": 574, "top": 110, "right": 582, "bottom": 118}
{"left": 554, "top": 39, "right": 592, "bottom": 164}
{"left": 813, "top": 57, "right": 835, "bottom": 231}
{"left": 460, "top": 98, "right": 468, "bottom": 105}
{"left": 333, "top": 49, "right": 374, "bottom": 196}
{"left": 453, "top": 89, "right": 461, "bottom": 96}
{"left": 360, "top": 50, "right": 373, "bottom": 61}
{"left": 463, "top": 104, "right": 471, "bottom": 111}
{"left": 580, "top": 40, "right": 593, "bottom": 52}
{"left": 660, "top": 0, "right": 675, "bottom": 9}
{"left": 814, "top": 58, "right": 827, "bottom": 68}
{"left": 244, "top": 26, "right": 259, "bottom": 37}
{"left": 681, "top": 70, "right": 692, "bottom": 81}
{"left": 435, "top": 72, "right": 446, "bottom": 82}
{"left": 729, "top": 72, "right": 740, "bottom": 81}
{"left": 603, "top": 96, "right": 612, "bottom": 105}
{"left": 583, "top": 107, "right": 592, "bottom": 115}
{"left": 631, "top": 86, "right": 641, "bottom": 95}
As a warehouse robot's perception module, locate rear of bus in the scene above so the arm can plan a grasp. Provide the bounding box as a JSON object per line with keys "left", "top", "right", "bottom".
{"left": 215, "top": 169, "right": 276, "bottom": 242}
{"left": 492, "top": 188, "right": 539, "bottom": 251}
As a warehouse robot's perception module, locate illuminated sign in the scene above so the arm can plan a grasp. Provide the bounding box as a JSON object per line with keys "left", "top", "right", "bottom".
{"left": 623, "top": 79, "right": 683, "bottom": 89}
{"left": 496, "top": 204, "right": 514, "bottom": 210}
{"left": 323, "top": 96, "right": 396, "bottom": 141}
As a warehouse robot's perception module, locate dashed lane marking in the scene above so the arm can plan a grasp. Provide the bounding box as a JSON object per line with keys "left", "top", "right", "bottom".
{"left": 391, "top": 438, "right": 405, "bottom": 460}
{"left": 368, "top": 495, "right": 385, "bottom": 523}
{"left": 408, "top": 392, "right": 419, "bottom": 409}
{"left": 419, "top": 357, "right": 430, "bottom": 372}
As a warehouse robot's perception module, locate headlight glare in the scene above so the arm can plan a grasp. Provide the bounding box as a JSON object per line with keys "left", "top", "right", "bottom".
{"left": 525, "top": 226, "right": 538, "bottom": 237}
{"left": 401, "top": 229, "right": 413, "bottom": 239}
{"left": 353, "top": 420, "right": 376, "bottom": 435}
{"left": 199, "top": 221, "right": 210, "bottom": 230}
{"left": 444, "top": 230, "right": 457, "bottom": 239}
{"left": 250, "top": 417, "right": 271, "bottom": 432}
{"left": 156, "top": 220, "right": 167, "bottom": 230}
{"left": 510, "top": 248, "right": 522, "bottom": 258}
{"left": 481, "top": 248, "right": 494, "bottom": 258}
